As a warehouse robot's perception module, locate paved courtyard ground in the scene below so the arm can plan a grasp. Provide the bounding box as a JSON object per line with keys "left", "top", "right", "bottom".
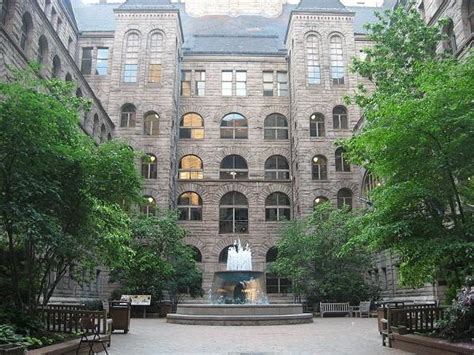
{"left": 109, "top": 317, "right": 411, "bottom": 354}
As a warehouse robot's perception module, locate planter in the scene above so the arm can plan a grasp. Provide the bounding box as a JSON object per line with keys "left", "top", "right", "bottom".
{"left": 391, "top": 333, "right": 474, "bottom": 355}
{"left": 27, "top": 337, "right": 110, "bottom": 355}
{"left": 0, "top": 344, "right": 26, "bottom": 355}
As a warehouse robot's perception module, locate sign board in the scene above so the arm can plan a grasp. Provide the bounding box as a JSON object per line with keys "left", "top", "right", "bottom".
{"left": 121, "top": 295, "right": 152, "bottom": 306}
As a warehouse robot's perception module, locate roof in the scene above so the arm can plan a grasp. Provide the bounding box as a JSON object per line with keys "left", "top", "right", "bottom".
{"left": 119, "top": 0, "right": 176, "bottom": 10}
{"left": 71, "top": 0, "right": 119, "bottom": 32}
{"left": 70, "top": 0, "right": 389, "bottom": 53}
{"left": 296, "top": 0, "right": 350, "bottom": 12}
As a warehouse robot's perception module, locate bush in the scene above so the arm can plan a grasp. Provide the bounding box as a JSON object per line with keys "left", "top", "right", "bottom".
{"left": 0, "top": 324, "right": 41, "bottom": 349}
{"left": 436, "top": 277, "right": 474, "bottom": 342}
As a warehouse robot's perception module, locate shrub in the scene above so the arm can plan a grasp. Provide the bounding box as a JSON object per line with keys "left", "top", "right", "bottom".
{"left": 436, "top": 278, "right": 474, "bottom": 341}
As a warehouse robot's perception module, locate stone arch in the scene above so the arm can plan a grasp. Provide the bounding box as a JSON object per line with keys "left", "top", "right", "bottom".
{"left": 119, "top": 137, "right": 141, "bottom": 151}
{"left": 259, "top": 147, "right": 291, "bottom": 169}
{"left": 141, "top": 145, "right": 158, "bottom": 155}
{"left": 216, "top": 147, "right": 257, "bottom": 171}
{"left": 330, "top": 181, "right": 358, "bottom": 197}
{"left": 259, "top": 106, "right": 290, "bottom": 120}
{"left": 327, "top": 31, "right": 346, "bottom": 41}
{"left": 210, "top": 184, "right": 255, "bottom": 206}
{"left": 185, "top": 239, "right": 208, "bottom": 260}
{"left": 179, "top": 105, "right": 208, "bottom": 122}
{"left": 213, "top": 105, "right": 253, "bottom": 124}
{"left": 142, "top": 187, "right": 160, "bottom": 198}
{"left": 176, "top": 146, "right": 208, "bottom": 163}
{"left": 176, "top": 183, "right": 210, "bottom": 203}
{"left": 257, "top": 184, "right": 292, "bottom": 206}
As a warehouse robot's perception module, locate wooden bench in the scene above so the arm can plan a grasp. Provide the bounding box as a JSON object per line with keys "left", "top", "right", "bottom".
{"left": 320, "top": 302, "right": 352, "bottom": 318}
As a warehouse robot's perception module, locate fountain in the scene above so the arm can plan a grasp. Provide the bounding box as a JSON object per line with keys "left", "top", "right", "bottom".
{"left": 211, "top": 240, "right": 268, "bottom": 304}
{"left": 167, "top": 240, "right": 313, "bottom": 325}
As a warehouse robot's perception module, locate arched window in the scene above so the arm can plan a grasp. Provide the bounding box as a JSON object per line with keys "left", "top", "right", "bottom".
{"left": 178, "top": 155, "right": 203, "bottom": 180}
{"left": 20, "top": 13, "right": 33, "bottom": 51}
{"left": 100, "top": 124, "right": 106, "bottom": 143}
{"left": 314, "top": 196, "right": 329, "bottom": 208}
{"left": 306, "top": 34, "right": 321, "bottom": 84}
{"left": 76, "top": 88, "right": 83, "bottom": 97}
{"left": 120, "top": 104, "right": 136, "bottom": 127}
{"left": 178, "top": 192, "right": 202, "bottom": 221}
{"left": 140, "top": 195, "right": 156, "bottom": 216}
{"left": 264, "top": 113, "right": 288, "bottom": 140}
{"left": 107, "top": 133, "right": 112, "bottom": 141}
{"left": 265, "top": 155, "right": 289, "bottom": 180}
{"left": 144, "top": 112, "right": 159, "bottom": 136}
{"left": 220, "top": 155, "right": 248, "bottom": 180}
{"left": 266, "top": 246, "right": 291, "bottom": 293}
{"left": 444, "top": 19, "right": 457, "bottom": 53}
{"left": 179, "top": 113, "right": 204, "bottom": 139}
{"left": 312, "top": 155, "right": 327, "bottom": 180}
{"left": 52, "top": 55, "right": 61, "bottom": 78}
{"left": 220, "top": 113, "right": 248, "bottom": 139}
{"left": 141, "top": 154, "right": 158, "bottom": 179}
{"left": 92, "top": 114, "right": 100, "bottom": 137}
{"left": 148, "top": 32, "right": 163, "bottom": 83}
{"left": 123, "top": 32, "right": 140, "bottom": 83}
{"left": 337, "top": 188, "right": 353, "bottom": 209}
{"left": 266, "top": 247, "right": 278, "bottom": 263}
{"left": 65, "top": 73, "right": 72, "bottom": 81}
{"left": 1, "top": 0, "right": 9, "bottom": 25}
{"left": 333, "top": 106, "right": 348, "bottom": 129}
{"left": 335, "top": 147, "right": 350, "bottom": 172}
{"left": 310, "top": 113, "right": 325, "bottom": 137}
{"left": 218, "top": 245, "right": 234, "bottom": 263}
{"left": 362, "top": 171, "right": 381, "bottom": 198}
{"left": 330, "top": 35, "right": 345, "bottom": 85}
{"left": 265, "top": 192, "right": 290, "bottom": 221}
{"left": 189, "top": 245, "right": 202, "bottom": 263}
{"left": 219, "top": 192, "right": 248, "bottom": 234}
{"left": 37, "top": 36, "right": 48, "bottom": 64}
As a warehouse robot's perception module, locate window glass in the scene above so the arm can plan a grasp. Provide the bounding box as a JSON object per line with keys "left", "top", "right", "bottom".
{"left": 179, "top": 155, "right": 203, "bottom": 180}
{"left": 123, "top": 33, "right": 140, "bottom": 83}
{"left": 179, "top": 113, "right": 204, "bottom": 139}
{"left": 236, "top": 71, "right": 247, "bottom": 96}
{"left": 195, "top": 70, "right": 206, "bottom": 96}
{"left": 96, "top": 48, "right": 109, "bottom": 75}
{"left": 222, "top": 71, "right": 233, "bottom": 96}
{"left": 149, "top": 33, "right": 163, "bottom": 83}
{"left": 330, "top": 36, "right": 345, "bottom": 85}
{"left": 81, "top": 48, "right": 92, "bottom": 74}
{"left": 220, "top": 113, "right": 248, "bottom": 139}
{"left": 263, "top": 71, "right": 273, "bottom": 96}
{"left": 181, "top": 70, "right": 192, "bottom": 96}
{"left": 306, "top": 35, "right": 321, "bottom": 85}
{"left": 277, "top": 71, "right": 288, "bottom": 96}
{"left": 312, "top": 155, "right": 328, "bottom": 180}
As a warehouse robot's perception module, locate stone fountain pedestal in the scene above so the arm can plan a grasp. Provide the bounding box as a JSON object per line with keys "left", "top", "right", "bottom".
{"left": 167, "top": 304, "right": 313, "bottom": 325}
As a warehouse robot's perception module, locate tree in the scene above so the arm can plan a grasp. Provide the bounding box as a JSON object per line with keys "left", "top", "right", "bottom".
{"left": 0, "top": 67, "right": 142, "bottom": 324}
{"left": 271, "top": 203, "right": 379, "bottom": 305}
{"left": 111, "top": 212, "right": 202, "bottom": 311}
{"left": 343, "top": 7, "right": 474, "bottom": 292}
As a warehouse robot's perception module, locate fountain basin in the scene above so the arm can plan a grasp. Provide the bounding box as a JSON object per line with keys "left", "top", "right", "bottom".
{"left": 210, "top": 271, "right": 267, "bottom": 304}
{"left": 167, "top": 304, "right": 314, "bottom": 326}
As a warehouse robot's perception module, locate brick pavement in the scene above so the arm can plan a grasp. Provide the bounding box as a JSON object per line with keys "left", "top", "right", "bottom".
{"left": 108, "top": 317, "right": 411, "bottom": 354}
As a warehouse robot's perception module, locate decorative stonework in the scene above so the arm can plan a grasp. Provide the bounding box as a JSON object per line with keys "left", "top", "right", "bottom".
{"left": 181, "top": 0, "right": 296, "bottom": 18}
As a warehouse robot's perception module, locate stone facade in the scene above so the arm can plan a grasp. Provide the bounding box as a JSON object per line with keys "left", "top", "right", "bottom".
{"left": 1, "top": 0, "right": 471, "bottom": 303}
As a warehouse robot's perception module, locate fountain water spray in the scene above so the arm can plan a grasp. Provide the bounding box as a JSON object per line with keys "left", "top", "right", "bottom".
{"left": 226, "top": 239, "right": 252, "bottom": 271}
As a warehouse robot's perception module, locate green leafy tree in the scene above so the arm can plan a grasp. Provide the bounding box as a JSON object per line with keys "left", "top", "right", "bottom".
{"left": 0, "top": 67, "right": 142, "bottom": 323}
{"left": 112, "top": 212, "right": 202, "bottom": 311}
{"left": 271, "top": 203, "right": 379, "bottom": 306}
{"left": 343, "top": 7, "right": 474, "bottom": 292}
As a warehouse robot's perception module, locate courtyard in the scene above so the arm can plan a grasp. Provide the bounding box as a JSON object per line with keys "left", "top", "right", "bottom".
{"left": 108, "top": 317, "right": 410, "bottom": 354}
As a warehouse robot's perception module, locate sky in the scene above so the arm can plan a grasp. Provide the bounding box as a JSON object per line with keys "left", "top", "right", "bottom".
{"left": 80, "top": 0, "right": 385, "bottom": 6}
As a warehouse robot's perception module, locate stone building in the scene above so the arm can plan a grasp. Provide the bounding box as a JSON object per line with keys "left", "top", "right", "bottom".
{"left": 0, "top": 0, "right": 471, "bottom": 302}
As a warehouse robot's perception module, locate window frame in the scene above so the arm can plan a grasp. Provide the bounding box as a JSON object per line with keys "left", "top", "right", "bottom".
{"left": 264, "top": 155, "right": 290, "bottom": 180}
{"left": 329, "top": 35, "right": 345, "bottom": 85}
{"left": 180, "top": 70, "right": 192, "bottom": 96}
{"left": 221, "top": 70, "right": 233, "bottom": 96}
{"left": 337, "top": 188, "right": 353, "bottom": 209}
{"left": 178, "top": 192, "right": 203, "bottom": 221}
{"left": 310, "top": 113, "right": 325, "bottom": 137}
{"left": 333, "top": 106, "right": 348, "bottom": 130}
{"left": 264, "top": 113, "right": 289, "bottom": 140}
{"left": 143, "top": 112, "right": 159, "bottom": 136}
{"left": 219, "top": 155, "right": 249, "bottom": 180}
{"left": 179, "top": 113, "right": 204, "bottom": 140}
{"left": 96, "top": 47, "right": 109, "bottom": 75}
{"left": 263, "top": 71, "right": 274, "bottom": 96}
{"left": 123, "top": 32, "right": 140, "bottom": 83}
{"left": 311, "top": 155, "right": 328, "bottom": 180}
{"left": 120, "top": 104, "right": 136, "bottom": 128}
{"left": 265, "top": 192, "right": 291, "bottom": 222}
{"left": 335, "top": 147, "right": 351, "bottom": 172}
{"left": 81, "top": 47, "right": 93, "bottom": 75}
{"left": 219, "top": 192, "right": 249, "bottom": 234}
{"left": 306, "top": 34, "right": 321, "bottom": 85}
{"left": 220, "top": 113, "right": 248, "bottom": 139}
{"left": 178, "top": 155, "right": 204, "bottom": 180}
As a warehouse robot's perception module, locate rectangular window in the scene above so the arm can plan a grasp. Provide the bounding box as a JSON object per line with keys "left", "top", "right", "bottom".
{"left": 56, "top": 18, "right": 62, "bottom": 33}
{"left": 123, "top": 64, "right": 138, "bottom": 83}
{"left": 80, "top": 48, "right": 93, "bottom": 75}
{"left": 181, "top": 70, "right": 192, "bottom": 96}
{"left": 96, "top": 48, "right": 109, "bottom": 75}
{"left": 221, "top": 70, "right": 233, "bottom": 96}
{"left": 263, "top": 71, "right": 273, "bottom": 96}
{"left": 277, "top": 71, "right": 288, "bottom": 96}
{"left": 195, "top": 70, "right": 206, "bottom": 96}
{"left": 236, "top": 70, "right": 247, "bottom": 96}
